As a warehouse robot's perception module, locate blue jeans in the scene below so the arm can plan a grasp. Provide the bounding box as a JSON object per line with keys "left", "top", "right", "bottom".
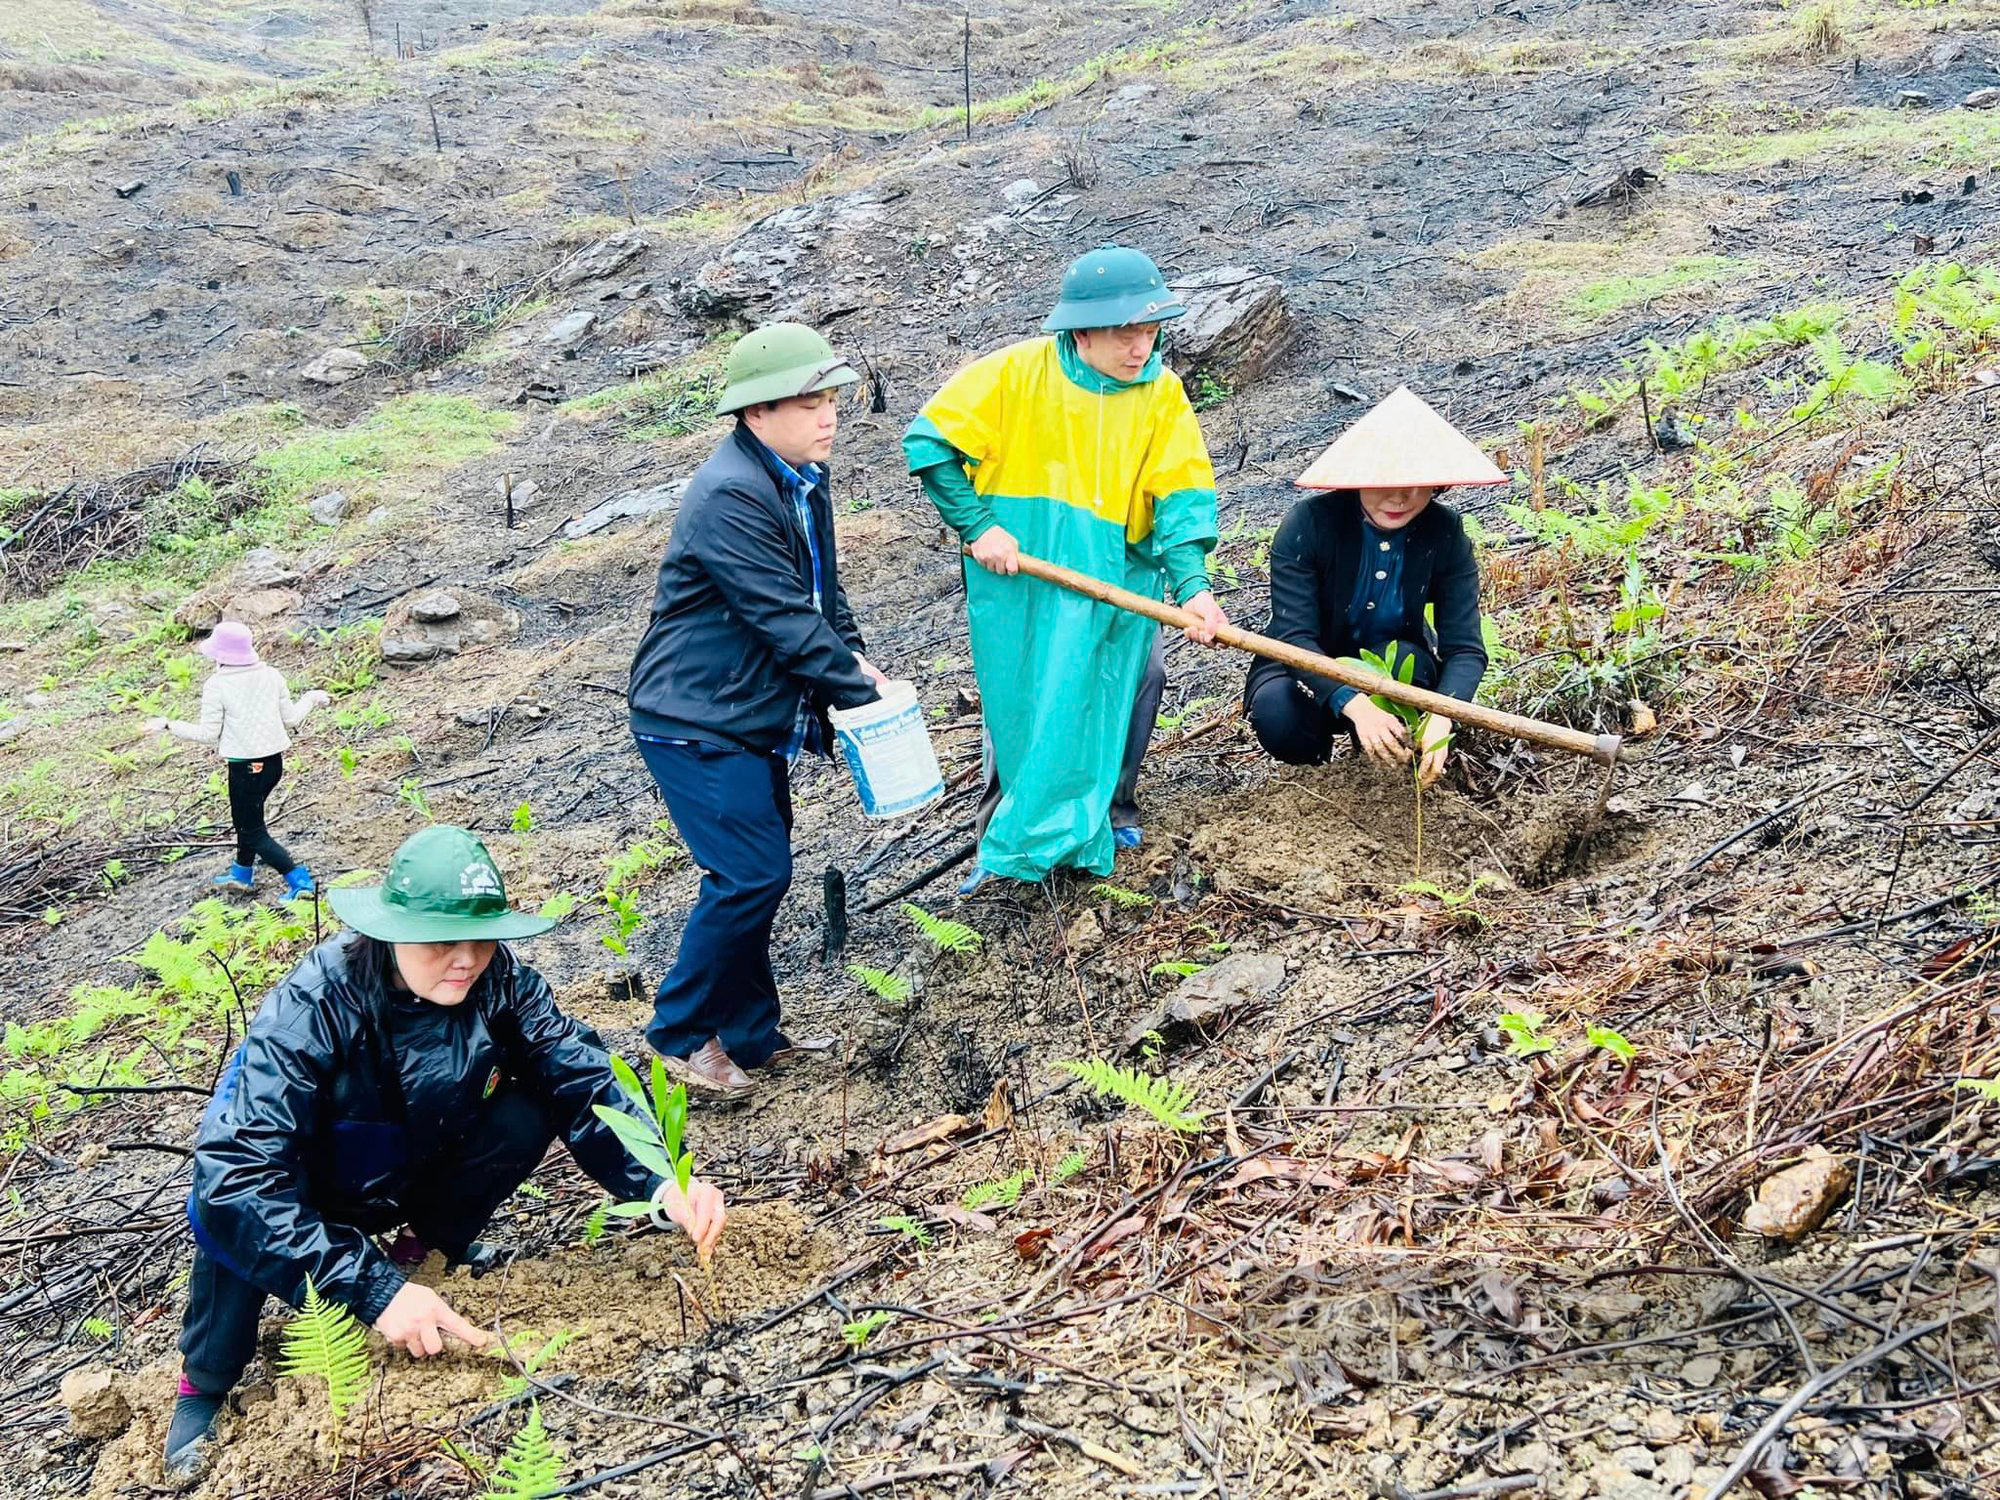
{"left": 635, "top": 737, "right": 793, "bottom": 1066}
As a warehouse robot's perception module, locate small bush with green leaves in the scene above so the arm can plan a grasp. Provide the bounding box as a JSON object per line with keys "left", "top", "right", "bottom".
{"left": 1060, "top": 1057, "right": 1204, "bottom": 1133}
{"left": 1497, "top": 1009, "right": 1556, "bottom": 1059}
{"left": 278, "top": 1277, "right": 370, "bottom": 1467}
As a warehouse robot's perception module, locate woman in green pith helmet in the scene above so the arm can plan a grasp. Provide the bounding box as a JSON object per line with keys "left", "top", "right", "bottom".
{"left": 160, "top": 826, "right": 725, "bottom": 1490}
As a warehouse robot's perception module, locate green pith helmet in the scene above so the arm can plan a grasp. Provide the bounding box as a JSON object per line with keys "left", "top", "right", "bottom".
{"left": 328, "top": 826, "right": 556, "bottom": 943}
{"left": 714, "top": 322, "right": 861, "bottom": 415}
{"left": 1041, "top": 245, "right": 1188, "bottom": 333}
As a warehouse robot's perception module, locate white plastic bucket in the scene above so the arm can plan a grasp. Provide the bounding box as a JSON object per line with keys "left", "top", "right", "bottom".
{"left": 828, "top": 680, "right": 944, "bottom": 819}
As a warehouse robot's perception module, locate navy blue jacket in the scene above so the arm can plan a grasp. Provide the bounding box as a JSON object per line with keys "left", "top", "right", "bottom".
{"left": 189, "top": 939, "right": 655, "bottom": 1324}
{"left": 1246, "top": 490, "right": 1486, "bottom": 709}
{"left": 628, "top": 424, "right": 877, "bottom": 752}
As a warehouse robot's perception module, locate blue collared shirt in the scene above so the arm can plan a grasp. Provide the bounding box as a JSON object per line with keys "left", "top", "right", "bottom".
{"left": 1328, "top": 520, "right": 1408, "bottom": 716}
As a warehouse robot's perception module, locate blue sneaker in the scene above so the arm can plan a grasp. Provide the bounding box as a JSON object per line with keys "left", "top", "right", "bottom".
{"left": 213, "top": 863, "right": 254, "bottom": 892}
{"left": 283, "top": 867, "right": 317, "bottom": 899}
{"left": 958, "top": 864, "right": 996, "bottom": 897}
{"left": 1114, "top": 826, "right": 1143, "bottom": 851}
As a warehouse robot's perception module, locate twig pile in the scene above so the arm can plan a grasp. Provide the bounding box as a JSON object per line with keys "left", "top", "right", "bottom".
{"left": 0, "top": 451, "right": 242, "bottom": 602}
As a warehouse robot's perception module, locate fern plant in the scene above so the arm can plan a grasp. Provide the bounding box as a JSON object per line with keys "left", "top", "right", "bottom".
{"left": 848, "top": 965, "right": 912, "bottom": 1005}
{"left": 962, "top": 1167, "right": 1033, "bottom": 1212}
{"left": 580, "top": 1199, "right": 611, "bottom": 1248}
{"left": 278, "top": 1277, "right": 370, "bottom": 1467}
{"left": 1092, "top": 883, "right": 1152, "bottom": 909}
{"left": 481, "top": 1401, "right": 562, "bottom": 1500}
{"left": 902, "top": 903, "right": 982, "bottom": 954}
{"left": 1052, "top": 1149, "right": 1089, "bottom": 1184}
{"left": 1060, "top": 1057, "right": 1205, "bottom": 1134}
{"left": 876, "top": 1215, "right": 934, "bottom": 1246}
{"left": 496, "top": 1330, "right": 577, "bottom": 1402}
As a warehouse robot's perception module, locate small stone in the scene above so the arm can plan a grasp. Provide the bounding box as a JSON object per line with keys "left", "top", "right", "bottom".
{"left": 1612, "top": 1445, "right": 1656, "bottom": 1475}
{"left": 59, "top": 1367, "right": 130, "bottom": 1439}
{"left": 1584, "top": 1458, "right": 1666, "bottom": 1500}
{"left": 1742, "top": 1145, "right": 1852, "bottom": 1241}
{"left": 406, "top": 589, "right": 463, "bottom": 624}
{"left": 1656, "top": 1449, "right": 1697, "bottom": 1488}
{"left": 1899, "top": 90, "right": 1933, "bottom": 109}
{"left": 1966, "top": 88, "right": 2000, "bottom": 110}
{"left": 76, "top": 1142, "right": 109, "bottom": 1170}
{"left": 699, "top": 1376, "right": 728, "bottom": 1398}
{"left": 233, "top": 548, "right": 299, "bottom": 590}
{"left": 550, "top": 230, "right": 647, "bottom": 291}
{"left": 1638, "top": 1409, "right": 1685, "bottom": 1444}
{"left": 1065, "top": 907, "right": 1104, "bottom": 956}
{"left": 497, "top": 477, "right": 541, "bottom": 507}
{"left": 224, "top": 588, "right": 301, "bottom": 624}
{"left": 1002, "top": 178, "right": 1042, "bottom": 208}
{"left": 1121, "top": 951, "right": 1286, "bottom": 1052}
{"left": 1506, "top": 1441, "right": 1557, "bottom": 1474}
{"left": 543, "top": 308, "right": 599, "bottom": 350}
{"left": 308, "top": 490, "right": 352, "bottom": 526}
{"left": 0, "top": 719, "right": 26, "bottom": 746}
{"left": 1682, "top": 1355, "right": 1722, "bottom": 1387}
{"left": 299, "top": 347, "right": 366, "bottom": 385}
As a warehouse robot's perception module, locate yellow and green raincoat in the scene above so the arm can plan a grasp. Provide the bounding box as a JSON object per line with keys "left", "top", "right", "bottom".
{"left": 904, "top": 332, "right": 1218, "bottom": 880}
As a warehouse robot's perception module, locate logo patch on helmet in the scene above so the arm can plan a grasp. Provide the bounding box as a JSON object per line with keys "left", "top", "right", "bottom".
{"left": 482, "top": 1067, "right": 501, "bottom": 1100}
{"left": 460, "top": 862, "right": 502, "bottom": 898}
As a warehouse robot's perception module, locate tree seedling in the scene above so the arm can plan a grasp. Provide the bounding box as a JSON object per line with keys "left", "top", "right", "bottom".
{"left": 1401, "top": 874, "right": 1502, "bottom": 930}
{"left": 1586, "top": 1023, "right": 1637, "bottom": 1062}
{"left": 841, "top": 1310, "right": 894, "bottom": 1348}
{"left": 1497, "top": 1009, "right": 1556, "bottom": 1060}
{"left": 1356, "top": 643, "right": 1449, "bottom": 877}
{"left": 511, "top": 800, "right": 535, "bottom": 834}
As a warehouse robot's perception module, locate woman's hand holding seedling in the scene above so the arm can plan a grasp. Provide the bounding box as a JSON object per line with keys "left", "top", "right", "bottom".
{"left": 1342, "top": 696, "right": 1411, "bottom": 767}
{"left": 1417, "top": 713, "right": 1453, "bottom": 788}
{"left": 373, "top": 1283, "right": 489, "bottom": 1358}
{"left": 651, "top": 1175, "right": 726, "bottom": 1260}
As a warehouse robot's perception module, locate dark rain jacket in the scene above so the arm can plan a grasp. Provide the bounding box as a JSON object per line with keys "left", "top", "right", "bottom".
{"left": 1245, "top": 490, "right": 1487, "bottom": 709}
{"left": 188, "top": 939, "right": 655, "bottom": 1324}
{"left": 627, "top": 423, "right": 878, "bottom": 753}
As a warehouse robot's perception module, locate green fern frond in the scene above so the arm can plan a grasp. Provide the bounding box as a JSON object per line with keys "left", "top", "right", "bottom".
{"left": 1090, "top": 883, "right": 1152, "bottom": 909}
{"left": 876, "top": 1214, "right": 934, "bottom": 1246}
{"left": 901, "top": 903, "right": 982, "bottom": 954}
{"left": 581, "top": 1199, "right": 611, "bottom": 1246}
{"left": 481, "top": 1402, "right": 563, "bottom": 1500}
{"left": 1150, "top": 960, "right": 1204, "bottom": 979}
{"left": 847, "top": 965, "right": 913, "bottom": 1003}
{"left": 962, "top": 1167, "right": 1034, "bottom": 1212}
{"left": 1053, "top": 1149, "right": 1089, "bottom": 1184}
{"left": 1956, "top": 1077, "right": 2000, "bottom": 1102}
{"left": 1059, "top": 1057, "right": 1205, "bottom": 1133}
{"left": 278, "top": 1277, "right": 370, "bottom": 1462}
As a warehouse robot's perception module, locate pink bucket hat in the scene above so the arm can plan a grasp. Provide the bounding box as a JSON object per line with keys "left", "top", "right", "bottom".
{"left": 198, "top": 621, "right": 259, "bottom": 667}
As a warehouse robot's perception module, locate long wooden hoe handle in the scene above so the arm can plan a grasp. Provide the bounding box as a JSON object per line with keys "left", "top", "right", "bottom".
{"left": 983, "top": 549, "right": 1623, "bottom": 768}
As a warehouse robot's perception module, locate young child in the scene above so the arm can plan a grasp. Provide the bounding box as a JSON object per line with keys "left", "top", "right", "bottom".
{"left": 149, "top": 620, "right": 329, "bottom": 897}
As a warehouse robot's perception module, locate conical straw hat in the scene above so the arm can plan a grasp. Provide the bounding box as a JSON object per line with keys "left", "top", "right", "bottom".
{"left": 1296, "top": 386, "right": 1507, "bottom": 491}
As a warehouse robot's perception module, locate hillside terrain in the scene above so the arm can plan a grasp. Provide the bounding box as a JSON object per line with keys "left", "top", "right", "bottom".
{"left": 6, "top": 1, "right": 2000, "bottom": 1498}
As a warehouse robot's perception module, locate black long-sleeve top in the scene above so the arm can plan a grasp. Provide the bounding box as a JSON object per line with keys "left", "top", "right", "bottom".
{"left": 1245, "top": 489, "right": 1487, "bottom": 711}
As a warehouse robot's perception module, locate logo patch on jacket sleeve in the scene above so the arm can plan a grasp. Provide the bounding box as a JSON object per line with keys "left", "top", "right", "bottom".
{"left": 482, "top": 1067, "right": 502, "bottom": 1099}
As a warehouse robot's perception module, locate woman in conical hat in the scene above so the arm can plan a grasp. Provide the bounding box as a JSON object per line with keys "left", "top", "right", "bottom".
{"left": 1244, "top": 387, "right": 1504, "bottom": 785}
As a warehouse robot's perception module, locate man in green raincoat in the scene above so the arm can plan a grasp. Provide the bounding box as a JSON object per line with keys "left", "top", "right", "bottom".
{"left": 904, "top": 245, "right": 1225, "bottom": 891}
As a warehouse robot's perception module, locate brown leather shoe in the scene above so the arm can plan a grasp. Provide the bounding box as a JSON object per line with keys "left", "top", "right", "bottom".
{"left": 759, "top": 1032, "right": 837, "bottom": 1070}
{"left": 661, "top": 1037, "right": 755, "bottom": 1098}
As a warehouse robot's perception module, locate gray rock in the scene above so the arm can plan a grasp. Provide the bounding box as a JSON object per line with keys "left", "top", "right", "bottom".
{"left": 1966, "top": 87, "right": 2000, "bottom": 109}
{"left": 1122, "top": 951, "right": 1286, "bottom": 1052}
{"left": 1168, "top": 268, "right": 1294, "bottom": 386}
{"left": 234, "top": 548, "right": 298, "bottom": 590}
{"left": 0, "top": 719, "right": 27, "bottom": 746}
{"left": 406, "top": 588, "right": 464, "bottom": 623}
{"left": 1002, "top": 177, "right": 1042, "bottom": 208}
{"left": 1584, "top": 1459, "right": 1666, "bottom": 1500}
{"left": 676, "top": 190, "right": 894, "bottom": 321}
{"left": 1655, "top": 1448, "right": 1697, "bottom": 1489}
{"left": 1611, "top": 1445, "right": 1656, "bottom": 1475}
{"left": 379, "top": 590, "right": 518, "bottom": 667}
{"left": 496, "top": 477, "right": 541, "bottom": 507}
{"left": 307, "top": 490, "right": 351, "bottom": 526}
{"left": 1681, "top": 1355, "right": 1722, "bottom": 1386}
{"left": 543, "top": 309, "right": 599, "bottom": 350}
{"left": 551, "top": 230, "right": 647, "bottom": 291}
{"left": 1899, "top": 90, "right": 1932, "bottom": 109}
{"left": 299, "top": 347, "right": 366, "bottom": 385}
{"left": 562, "top": 479, "right": 687, "bottom": 539}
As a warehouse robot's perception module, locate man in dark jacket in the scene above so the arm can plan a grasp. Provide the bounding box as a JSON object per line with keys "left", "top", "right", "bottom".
{"left": 628, "top": 322, "right": 885, "bottom": 1097}
{"left": 167, "top": 826, "right": 723, "bottom": 1489}
{"left": 1246, "top": 387, "right": 1505, "bottom": 783}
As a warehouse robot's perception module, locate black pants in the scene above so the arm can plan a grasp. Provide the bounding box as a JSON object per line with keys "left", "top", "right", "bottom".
{"left": 225, "top": 756, "right": 295, "bottom": 873}
{"left": 976, "top": 627, "right": 1166, "bottom": 840}
{"left": 177, "top": 1090, "right": 553, "bottom": 1395}
{"left": 1247, "top": 639, "right": 1437, "bottom": 766}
